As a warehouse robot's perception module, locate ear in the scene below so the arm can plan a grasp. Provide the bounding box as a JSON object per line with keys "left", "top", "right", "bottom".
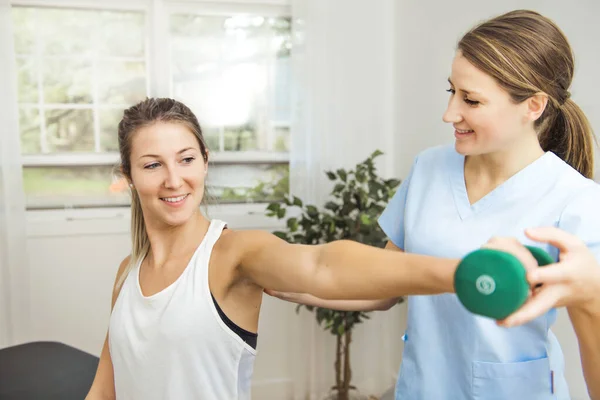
{"left": 526, "top": 93, "right": 548, "bottom": 122}
{"left": 120, "top": 166, "right": 133, "bottom": 186}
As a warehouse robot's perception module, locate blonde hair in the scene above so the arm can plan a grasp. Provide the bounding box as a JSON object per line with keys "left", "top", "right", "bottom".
{"left": 115, "top": 98, "right": 209, "bottom": 290}
{"left": 458, "top": 9, "right": 596, "bottom": 178}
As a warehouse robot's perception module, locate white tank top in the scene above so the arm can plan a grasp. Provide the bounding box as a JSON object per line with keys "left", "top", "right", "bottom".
{"left": 108, "top": 219, "right": 257, "bottom": 400}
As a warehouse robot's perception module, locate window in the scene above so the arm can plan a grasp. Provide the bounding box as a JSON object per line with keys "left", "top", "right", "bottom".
{"left": 12, "top": 1, "right": 291, "bottom": 210}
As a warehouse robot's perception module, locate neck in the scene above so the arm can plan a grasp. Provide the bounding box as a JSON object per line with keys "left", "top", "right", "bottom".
{"left": 145, "top": 211, "right": 210, "bottom": 269}
{"left": 465, "top": 134, "right": 545, "bottom": 185}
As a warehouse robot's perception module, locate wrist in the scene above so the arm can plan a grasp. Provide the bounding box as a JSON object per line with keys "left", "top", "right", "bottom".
{"left": 569, "top": 297, "right": 600, "bottom": 319}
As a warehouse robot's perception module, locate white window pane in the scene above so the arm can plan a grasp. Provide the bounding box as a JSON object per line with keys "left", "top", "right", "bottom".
{"left": 23, "top": 163, "right": 288, "bottom": 210}
{"left": 170, "top": 14, "right": 291, "bottom": 153}
{"left": 13, "top": 6, "right": 148, "bottom": 209}
{"left": 16, "top": 57, "right": 38, "bottom": 103}
{"left": 273, "top": 125, "right": 290, "bottom": 152}
{"left": 223, "top": 125, "right": 257, "bottom": 151}
{"left": 40, "top": 8, "right": 96, "bottom": 55}
{"left": 23, "top": 166, "right": 127, "bottom": 209}
{"left": 207, "top": 163, "right": 288, "bottom": 203}
{"left": 203, "top": 126, "right": 221, "bottom": 152}
{"left": 19, "top": 107, "right": 41, "bottom": 154}
{"left": 44, "top": 58, "right": 92, "bottom": 104}
{"left": 98, "top": 61, "right": 147, "bottom": 104}
{"left": 100, "top": 108, "right": 125, "bottom": 152}
{"left": 273, "top": 56, "right": 291, "bottom": 122}
{"left": 11, "top": 7, "right": 36, "bottom": 55}
{"left": 45, "top": 109, "right": 94, "bottom": 152}
{"left": 96, "top": 11, "right": 145, "bottom": 58}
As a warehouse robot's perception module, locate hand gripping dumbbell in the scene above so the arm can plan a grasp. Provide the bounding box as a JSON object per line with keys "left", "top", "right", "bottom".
{"left": 454, "top": 245, "right": 554, "bottom": 320}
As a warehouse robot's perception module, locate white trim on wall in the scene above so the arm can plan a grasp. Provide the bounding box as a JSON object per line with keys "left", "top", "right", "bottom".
{"left": 26, "top": 203, "right": 286, "bottom": 237}
{"left": 10, "top": 0, "right": 149, "bottom": 10}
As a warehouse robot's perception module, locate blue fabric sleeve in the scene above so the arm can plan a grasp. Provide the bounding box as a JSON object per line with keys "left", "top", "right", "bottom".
{"left": 557, "top": 183, "right": 600, "bottom": 262}
{"left": 377, "top": 157, "right": 418, "bottom": 250}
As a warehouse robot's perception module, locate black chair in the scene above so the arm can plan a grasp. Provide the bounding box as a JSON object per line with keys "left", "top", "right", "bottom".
{"left": 0, "top": 341, "right": 99, "bottom": 400}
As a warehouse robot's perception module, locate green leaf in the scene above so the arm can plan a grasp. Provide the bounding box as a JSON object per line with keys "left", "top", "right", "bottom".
{"left": 360, "top": 213, "right": 372, "bottom": 225}
{"left": 333, "top": 183, "right": 345, "bottom": 194}
{"left": 370, "top": 149, "right": 383, "bottom": 159}
{"left": 266, "top": 202, "right": 280, "bottom": 212}
{"left": 337, "top": 169, "right": 347, "bottom": 182}
{"left": 306, "top": 205, "right": 319, "bottom": 219}
{"left": 385, "top": 178, "right": 401, "bottom": 188}
{"left": 273, "top": 231, "right": 288, "bottom": 240}
{"left": 292, "top": 196, "right": 303, "bottom": 207}
{"left": 286, "top": 217, "right": 298, "bottom": 232}
{"left": 277, "top": 208, "right": 286, "bottom": 219}
{"left": 326, "top": 171, "right": 337, "bottom": 180}
{"left": 324, "top": 201, "right": 339, "bottom": 212}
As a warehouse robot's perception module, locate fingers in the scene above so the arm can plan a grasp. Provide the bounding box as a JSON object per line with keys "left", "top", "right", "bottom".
{"left": 525, "top": 226, "right": 585, "bottom": 253}
{"left": 498, "top": 285, "right": 565, "bottom": 327}
{"left": 527, "top": 264, "right": 571, "bottom": 286}
{"left": 483, "top": 237, "right": 538, "bottom": 271}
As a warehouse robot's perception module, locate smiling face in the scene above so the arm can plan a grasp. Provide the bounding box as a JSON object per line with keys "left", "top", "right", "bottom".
{"left": 442, "top": 51, "right": 534, "bottom": 157}
{"left": 128, "top": 121, "right": 208, "bottom": 228}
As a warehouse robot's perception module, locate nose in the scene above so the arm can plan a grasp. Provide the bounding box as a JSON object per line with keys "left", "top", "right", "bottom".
{"left": 163, "top": 165, "right": 183, "bottom": 190}
{"left": 442, "top": 97, "right": 463, "bottom": 124}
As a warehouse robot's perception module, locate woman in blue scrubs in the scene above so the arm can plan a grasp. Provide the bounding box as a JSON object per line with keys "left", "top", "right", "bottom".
{"left": 268, "top": 9, "right": 600, "bottom": 400}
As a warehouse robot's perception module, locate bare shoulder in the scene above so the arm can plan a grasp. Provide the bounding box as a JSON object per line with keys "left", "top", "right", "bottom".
{"left": 111, "top": 255, "right": 132, "bottom": 308}
{"left": 117, "top": 255, "right": 131, "bottom": 276}
{"left": 215, "top": 229, "right": 280, "bottom": 256}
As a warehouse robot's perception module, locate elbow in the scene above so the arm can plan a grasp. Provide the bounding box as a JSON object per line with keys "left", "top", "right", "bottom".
{"left": 375, "top": 298, "right": 398, "bottom": 311}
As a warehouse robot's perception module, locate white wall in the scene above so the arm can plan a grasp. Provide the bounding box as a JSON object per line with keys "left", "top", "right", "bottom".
{"left": 394, "top": 2, "right": 600, "bottom": 400}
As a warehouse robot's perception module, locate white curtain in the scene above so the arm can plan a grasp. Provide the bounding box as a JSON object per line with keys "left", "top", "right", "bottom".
{"left": 288, "top": 1, "right": 404, "bottom": 398}
{"left": 0, "top": 0, "right": 30, "bottom": 348}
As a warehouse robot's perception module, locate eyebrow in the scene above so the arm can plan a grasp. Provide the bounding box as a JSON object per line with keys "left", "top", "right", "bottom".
{"left": 448, "top": 78, "right": 482, "bottom": 96}
{"left": 139, "top": 147, "right": 197, "bottom": 160}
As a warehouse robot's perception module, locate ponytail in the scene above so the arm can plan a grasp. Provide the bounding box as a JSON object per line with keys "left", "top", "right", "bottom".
{"left": 539, "top": 98, "right": 596, "bottom": 179}
{"left": 115, "top": 189, "right": 150, "bottom": 292}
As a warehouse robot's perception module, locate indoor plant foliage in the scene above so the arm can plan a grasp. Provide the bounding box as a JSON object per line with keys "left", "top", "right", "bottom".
{"left": 265, "top": 150, "right": 402, "bottom": 400}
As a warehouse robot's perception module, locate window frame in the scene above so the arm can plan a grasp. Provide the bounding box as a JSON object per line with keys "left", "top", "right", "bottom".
{"left": 12, "top": 0, "right": 292, "bottom": 212}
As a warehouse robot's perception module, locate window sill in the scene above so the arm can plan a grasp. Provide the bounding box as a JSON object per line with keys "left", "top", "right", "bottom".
{"left": 25, "top": 202, "right": 287, "bottom": 237}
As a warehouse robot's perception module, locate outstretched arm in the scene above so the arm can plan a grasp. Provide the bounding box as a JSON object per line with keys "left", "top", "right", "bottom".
{"left": 264, "top": 240, "right": 403, "bottom": 311}
{"left": 231, "top": 230, "right": 458, "bottom": 300}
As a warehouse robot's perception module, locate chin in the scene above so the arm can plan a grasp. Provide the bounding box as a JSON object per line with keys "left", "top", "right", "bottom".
{"left": 155, "top": 206, "right": 198, "bottom": 228}
{"left": 454, "top": 141, "right": 473, "bottom": 156}
{"left": 454, "top": 140, "right": 487, "bottom": 157}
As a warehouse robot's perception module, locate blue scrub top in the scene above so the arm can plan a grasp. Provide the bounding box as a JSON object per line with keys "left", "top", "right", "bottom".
{"left": 378, "top": 144, "right": 600, "bottom": 400}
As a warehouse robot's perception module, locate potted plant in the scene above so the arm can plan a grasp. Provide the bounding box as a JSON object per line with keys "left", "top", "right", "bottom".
{"left": 265, "top": 150, "right": 402, "bottom": 400}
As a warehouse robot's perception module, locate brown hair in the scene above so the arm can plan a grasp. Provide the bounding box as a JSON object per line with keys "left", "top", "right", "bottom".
{"left": 458, "top": 9, "right": 596, "bottom": 178}
{"left": 116, "top": 98, "right": 209, "bottom": 289}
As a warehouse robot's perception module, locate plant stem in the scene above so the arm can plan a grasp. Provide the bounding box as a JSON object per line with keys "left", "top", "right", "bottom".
{"left": 335, "top": 333, "right": 342, "bottom": 399}
{"left": 343, "top": 326, "right": 352, "bottom": 399}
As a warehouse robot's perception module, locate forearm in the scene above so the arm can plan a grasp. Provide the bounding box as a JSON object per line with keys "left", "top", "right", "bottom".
{"left": 311, "top": 240, "right": 457, "bottom": 300}
{"left": 568, "top": 301, "right": 600, "bottom": 400}
{"left": 274, "top": 291, "right": 398, "bottom": 311}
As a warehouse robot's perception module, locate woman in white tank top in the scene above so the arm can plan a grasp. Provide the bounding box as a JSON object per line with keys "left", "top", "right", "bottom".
{"left": 84, "top": 98, "right": 543, "bottom": 400}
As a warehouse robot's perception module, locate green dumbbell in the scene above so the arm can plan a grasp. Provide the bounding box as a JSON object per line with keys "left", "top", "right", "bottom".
{"left": 454, "top": 245, "right": 554, "bottom": 320}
